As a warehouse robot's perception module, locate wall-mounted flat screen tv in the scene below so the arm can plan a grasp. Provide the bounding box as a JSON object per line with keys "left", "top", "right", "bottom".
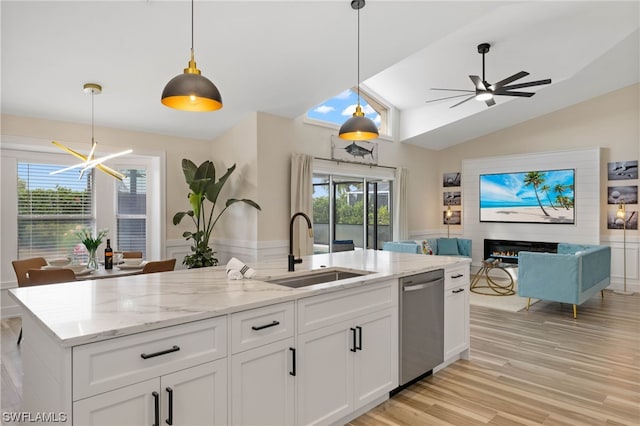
{"left": 480, "top": 169, "right": 575, "bottom": 224}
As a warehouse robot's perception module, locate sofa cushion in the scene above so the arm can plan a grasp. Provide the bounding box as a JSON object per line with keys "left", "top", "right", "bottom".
{"left": 437, "top": 238, "right": 459, "bottom": 255}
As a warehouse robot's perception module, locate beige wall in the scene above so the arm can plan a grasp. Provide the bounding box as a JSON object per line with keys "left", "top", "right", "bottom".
{"left": 435, "top": 83, "right": 639, "bottom": 238}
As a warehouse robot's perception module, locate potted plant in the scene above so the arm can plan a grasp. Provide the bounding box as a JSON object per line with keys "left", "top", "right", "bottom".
{"left": 75, "top": 227, "right": 108, "bottom": 270}
{"left": 173, "top": 159, "right": 261, "bottom": 268}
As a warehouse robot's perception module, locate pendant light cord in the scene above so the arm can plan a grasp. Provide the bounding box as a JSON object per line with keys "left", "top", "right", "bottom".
{"left": 191, "top": 0, "right": 194, "bottom": 52}
{"left": 91, "top": 89, "right": 94, "bottom": 144}
{"left": 356, "top": 4, "right": 361, "bottom": 107}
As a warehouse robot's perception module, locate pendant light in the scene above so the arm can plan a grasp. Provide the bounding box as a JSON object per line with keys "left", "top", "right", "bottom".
{"left": 161, "top": 0, "right": 222, "bottom": 112}
{"left": 51, "top": 83, "right": 132, "bottom": 181}
{"left": 338, "top": 0, "right": 379, "bottom": 141}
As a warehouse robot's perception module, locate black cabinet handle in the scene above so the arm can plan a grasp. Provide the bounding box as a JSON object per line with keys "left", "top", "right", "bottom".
{"left": 141, "top": 345, "right": 180, "bottom": 360}
{"left": 451, "top": 274, "right": 464, "bottom": 279}
{"left": 452, "top": 288, "right": 465, "bottom": 294}
{"left": 251, "top": 321, "right": 280, "bottom": 331}
{"left": 165, "top": 387, "right": 173, "bottom": 425}
{"left": 350, "top": 328, "right": 357, "bottom": 352}
{"left": 289, "top": 347, "right": 296, "bottom": 376}
{"left": 356, "top": 326, "right": 362, "bottom": 351}
{"left": 152, "top": 391, "right": 159, "bottom": 426}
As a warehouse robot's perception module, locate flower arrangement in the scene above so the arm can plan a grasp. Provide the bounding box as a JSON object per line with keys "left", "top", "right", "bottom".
{"left": 75, "top": 227, "right": 108, "bottom": 269}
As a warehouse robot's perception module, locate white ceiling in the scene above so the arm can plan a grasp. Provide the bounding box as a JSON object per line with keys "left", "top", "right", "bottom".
{"left": 2, "top": 1, "right": 639, "bottom": 150}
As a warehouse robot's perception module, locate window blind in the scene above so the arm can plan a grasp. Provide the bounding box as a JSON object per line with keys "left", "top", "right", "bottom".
{"left": 17, "top": 162, "right": 94, "bottom": 260}
{"left": 116, "top": 168, "right": 147, "bottom": 258}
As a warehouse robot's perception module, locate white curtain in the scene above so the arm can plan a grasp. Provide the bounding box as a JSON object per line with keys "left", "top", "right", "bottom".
{"left": 290, "top": 153, "right": 314, "bottom": 256}
{"left": 393, "top": 167, "right": 408, "bottom": 240}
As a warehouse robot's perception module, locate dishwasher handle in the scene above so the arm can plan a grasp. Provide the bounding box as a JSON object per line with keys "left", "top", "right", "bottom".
{"left": 403, "top": 281, "right": 442, "bottom": 292}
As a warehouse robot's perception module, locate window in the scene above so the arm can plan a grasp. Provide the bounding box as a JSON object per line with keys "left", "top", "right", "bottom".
{"left": 306, "top": 88, "right": 390, "bottom": 136}
{"left": 116, "top": 168, "right": 147, "bottom": 257}
{"left": 17, "top": 162, "right": 94, "bottom": 261}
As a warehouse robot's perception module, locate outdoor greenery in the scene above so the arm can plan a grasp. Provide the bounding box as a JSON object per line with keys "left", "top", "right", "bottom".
{"left": 313, "top": 195, "right": 390, "bottom": 225}
{"left": 173, "top": 159, "right": 261, "bottom": 268}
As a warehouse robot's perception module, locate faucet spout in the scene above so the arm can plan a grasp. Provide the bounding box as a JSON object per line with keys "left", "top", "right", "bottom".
{"left": 289, "top": 212, "right": 313, "bottom": 272}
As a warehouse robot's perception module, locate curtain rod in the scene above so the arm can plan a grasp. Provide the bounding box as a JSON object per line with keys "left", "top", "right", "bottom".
{"left": 313, "top": 156, "right": 396, "bottom": 171}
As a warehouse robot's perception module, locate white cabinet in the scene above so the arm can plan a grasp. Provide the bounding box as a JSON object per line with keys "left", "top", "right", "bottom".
{"left": 74, "top": 359, "right": 227, "bottom": 426}
{"left": 72, "top": 316, "right": 228, "bottom": 425}
{"left": 230, "top": 302, "right": 296, "bottom": 426}
{"left": 443, "top": 265, "right": 470, "bottom": 362}
{"left": 296, "top": 280, "right": 398, "bottom": 426}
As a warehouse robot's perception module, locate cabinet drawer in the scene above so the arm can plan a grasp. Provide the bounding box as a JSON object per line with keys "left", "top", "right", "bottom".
{"left": 231, "top": 302, "right": 294, "bottom": 354}
{"left": 73, "top": 316, "right": 227, "bottom": 400}
{"left": 445, "top": 265, "right": 469, "bottom": 290}
{"left": 298, "top": 280, "right": 396, "bottom": 334}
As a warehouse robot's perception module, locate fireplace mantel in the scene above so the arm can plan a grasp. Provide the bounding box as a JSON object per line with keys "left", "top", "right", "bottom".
{"left": 484, "top": 239, "right": 558, "bottom": 264}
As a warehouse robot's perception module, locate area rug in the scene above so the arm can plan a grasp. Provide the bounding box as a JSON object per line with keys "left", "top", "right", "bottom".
{"left": 469, "top": 277, "right": 539, "bottom": 312}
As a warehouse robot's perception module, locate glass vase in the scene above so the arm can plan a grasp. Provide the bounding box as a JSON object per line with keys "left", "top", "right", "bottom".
{"left": 86, "top": 248, "right": 99, "bottom": 270}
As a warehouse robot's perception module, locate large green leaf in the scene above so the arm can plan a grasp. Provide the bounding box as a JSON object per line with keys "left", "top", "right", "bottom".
{"left": 181, "top": 159, "right": 198, "bottom": 185}
{"left": 226, "top": 198, "right": 262, "bottom": 210}
{"left": 205, "top": 164, "right": 236, "bottom": 204}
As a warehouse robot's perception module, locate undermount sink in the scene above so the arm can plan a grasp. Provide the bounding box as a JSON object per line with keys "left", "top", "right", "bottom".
{"left": 266, "top": 268, "right": 372, "bottom": 289}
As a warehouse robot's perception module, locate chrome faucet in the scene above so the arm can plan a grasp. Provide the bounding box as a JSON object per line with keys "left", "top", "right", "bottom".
{"left": 289, "top": 212, "right": 313, "bottom": 272}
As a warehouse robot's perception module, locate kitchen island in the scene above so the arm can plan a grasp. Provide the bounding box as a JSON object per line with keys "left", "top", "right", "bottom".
{"left": 10, "top": 249, "right": 470, "bottom": 425}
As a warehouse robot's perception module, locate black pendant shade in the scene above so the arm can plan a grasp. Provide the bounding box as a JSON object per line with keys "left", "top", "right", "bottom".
{"left": 339, "top": 105, "right": 379, "bottom": 140}
{"left": 338, "top": 0, "right": 378, "bottom": 140}
{"left": 161, "top": 55, "right": 222, "bottom": 112}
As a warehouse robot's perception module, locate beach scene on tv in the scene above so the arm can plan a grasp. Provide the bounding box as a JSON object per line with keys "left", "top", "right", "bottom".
{"left": 480, "top": 169, "right": 575, "bottom": 224}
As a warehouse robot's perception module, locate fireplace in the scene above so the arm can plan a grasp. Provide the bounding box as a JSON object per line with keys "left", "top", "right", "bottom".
{"left": 484, "top": 239, "right": 558, "bottom": 264}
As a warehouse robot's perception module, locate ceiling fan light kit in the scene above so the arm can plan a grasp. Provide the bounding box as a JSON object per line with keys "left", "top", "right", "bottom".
{"left": 161, "top": 0, "right": 222, "bottom": 112}
{"left": 426, "top": 42, "right": 552, "bottom": 108}
{"left": 338, "top": 0, "right": 379, "bottom": 141}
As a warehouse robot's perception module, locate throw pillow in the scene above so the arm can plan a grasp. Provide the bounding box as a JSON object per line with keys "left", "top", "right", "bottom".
{"left": 421, "top": 240, "right": 434, "bottom": 255}
{"left": 437, "top": 238, "right": 459, "bottom": 255}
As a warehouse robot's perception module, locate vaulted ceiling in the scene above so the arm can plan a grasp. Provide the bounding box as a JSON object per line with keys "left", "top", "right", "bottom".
{"left": 2, "top": 1, "right": 638, "bottom": 150}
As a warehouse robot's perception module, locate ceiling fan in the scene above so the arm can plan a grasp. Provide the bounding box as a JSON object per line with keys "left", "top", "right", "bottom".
{"left": 426, "top": 43, "right": 552, "bottom": 108}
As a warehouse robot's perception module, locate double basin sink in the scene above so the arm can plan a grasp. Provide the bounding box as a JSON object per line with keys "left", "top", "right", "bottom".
{"left": 265, "top": 267, "right": 372, "bottom": 289}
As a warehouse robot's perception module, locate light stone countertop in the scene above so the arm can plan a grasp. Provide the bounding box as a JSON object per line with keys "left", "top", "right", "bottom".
{"left": 9, "top": 250, "right": 469, "bottom": 347}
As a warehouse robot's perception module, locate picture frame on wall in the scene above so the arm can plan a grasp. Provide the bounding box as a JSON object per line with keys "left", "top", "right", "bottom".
{"left": 607, "top": 185, "right": 638, "bottom": 205}
{"left": 443, "top": 191, "right": 461, "bottom": 206}
{"left": 443, "top": 210, "right": 461, "bottom": 225}
{"left": 607, "top": 161, "right": 638, "bottom": 180}
{"left": 331, "top": 138, "right": 378, "bottom": 165}
{"left": 443, "top": 172, "right": 461, "bottom": 187}
{"left": 607, "top": 209, "right": 638, "bottom": 230}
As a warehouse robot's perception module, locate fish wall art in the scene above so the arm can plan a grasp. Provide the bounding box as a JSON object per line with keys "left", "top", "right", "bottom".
{"left": 331, "top": 138, "right": 378, "bottom": 165}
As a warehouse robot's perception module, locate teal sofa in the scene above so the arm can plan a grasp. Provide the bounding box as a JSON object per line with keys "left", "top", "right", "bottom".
{"left": 382, "top": 238, "right": 471, "bottom": 258}
{"left": 517, "top": 243, "right": 611, "bottom": 318}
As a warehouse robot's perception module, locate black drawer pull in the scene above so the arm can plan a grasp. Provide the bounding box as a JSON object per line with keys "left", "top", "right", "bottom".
{"left": 251, "top": 320, "right": 280, "bottom": 331}
{"left": 350, "top": 328, "right": 357, "bottom": 352}
{"left": 451, "top": 274, "right": 464, "bottom": 279}
{"left": 452, "top": 288, "right": 465, "bottom": 294}
{"left": 165, "top": 387, "right": 173, "bottom": 425}
{"left": 141, "top": 345, "right": 180, "bottom": 359}
{"left": 356, "top": 326, "right": 362, "bottom": 351}
{"left": 152, "top": 391, "right": 160, "bottom": 426}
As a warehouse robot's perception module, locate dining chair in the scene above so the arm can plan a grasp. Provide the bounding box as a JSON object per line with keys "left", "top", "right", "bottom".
{"left": 123, "top": 251, "right": 143, "bottom": 259}
{"left": 27, "top": 268, "right": 76, "bottom": 286}
{"left": 11, "top": 257, "right": 48, "bottom": 287}
{"left": 142, "top": 259, "right": 177, "bottom": 274}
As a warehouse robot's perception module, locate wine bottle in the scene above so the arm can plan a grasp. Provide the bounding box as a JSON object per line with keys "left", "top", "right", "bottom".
{"left": 104, "top": 239, "right": 113, "bottom": 270}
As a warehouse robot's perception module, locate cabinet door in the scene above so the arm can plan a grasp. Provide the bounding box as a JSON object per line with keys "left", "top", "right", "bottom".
{"left": 231, "top": 337, "right": 295, "bottom": 426}
{"left": 444, "top": 284, "right": 469, "bottom": 359}
{"left": 161, "top": 359, "right": 227, "bottom": 426}
{"left": 73, "top": 378, "right": 158, "bottom": 426}
{"left": 297, "top": 322, "right": 353, "bottom": 426}
{"left": 353, "top": 308, "right": 398, "bottom": 409}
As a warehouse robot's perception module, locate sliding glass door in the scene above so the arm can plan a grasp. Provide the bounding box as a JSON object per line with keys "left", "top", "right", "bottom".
{"left": 312, "top": 174, "right": 392, "bottom": 253}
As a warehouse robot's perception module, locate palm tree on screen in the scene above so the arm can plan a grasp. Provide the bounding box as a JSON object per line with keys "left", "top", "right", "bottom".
{"left": 554, "top": 183, "right": 571, "bottom": 210}
{"left": 540, "top": 184, "right": 558, "bottom": 210}
{"left": 523, "top": 171, "right": 550, "bottom": 217}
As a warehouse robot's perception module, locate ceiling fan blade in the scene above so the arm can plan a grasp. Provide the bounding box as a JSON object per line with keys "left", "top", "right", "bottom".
{"left": 430, "top": 88, "right": 475, "bottom": 93}
{"left": 469, "top": 75, "right": 486, "bottom": 91}
{"left": 425, "top": 93, "right": 476, "bottom": 104}
{"left": 485, "top": 98, "right": 496, "bottom": 107}
{"left": 493, "top": 90, "right": 535, "bottom": 97}
{"left": 450, "top": 95, "right": 475, "bottom": 108}
{"left": 500, "top": 79, "right": 552, "bottom": 90}
{"left": 491, "top": 71, "right": 529, "bottom": 89}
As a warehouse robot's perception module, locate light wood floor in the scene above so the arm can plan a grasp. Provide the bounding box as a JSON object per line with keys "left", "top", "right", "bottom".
{"left": 2, "top": 291, "right": 639, "bottom": 425}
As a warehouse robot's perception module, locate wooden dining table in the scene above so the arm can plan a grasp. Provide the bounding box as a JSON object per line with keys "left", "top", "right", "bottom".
{"left": 40, "top": 263, "right": 145, "bottom": 281}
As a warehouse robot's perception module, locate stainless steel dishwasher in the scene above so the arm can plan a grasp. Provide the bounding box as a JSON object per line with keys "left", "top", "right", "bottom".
{"left": 398, "top": 269, "right": 444, "bottom": 387}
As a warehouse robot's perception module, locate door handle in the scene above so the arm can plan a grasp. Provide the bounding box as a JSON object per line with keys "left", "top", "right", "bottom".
{"left": 356, "top": 326, "right": 362, "bottom": 351}
{"left": 289, "top": 347, "right": 296, "bottom": 376}
{"left": 152, "top": 391, "right": 159, "bottom": 426}
{"left": 403, "top": 283, "right": 427, "bottom": 292}
{"left": 452, "top": 288, "right": 465, "bottom": 294}
{"left": 451, "top": 274, "right": 464, "bottom": 279}
{"left": 141, "top": 345, "right": 180, "bottom": 360}
{"left": 165, "top": 387, "right": 173, "bottom": 425}
{"left": 251, "top": 320, "right": 280, "bottom": 331}
{"left": 350, "top": 328, "right": 357, "bottom": 352}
